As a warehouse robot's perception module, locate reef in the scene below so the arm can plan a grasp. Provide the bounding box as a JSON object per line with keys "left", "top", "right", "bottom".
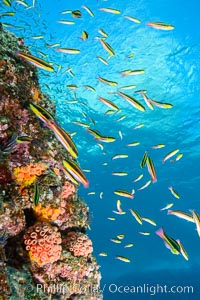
{"left": 0, "top": 27, "right": 102, "bottom": 299}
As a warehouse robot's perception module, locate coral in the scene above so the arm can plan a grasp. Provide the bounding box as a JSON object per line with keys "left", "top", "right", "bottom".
{"left": 0, "top": 27, "right": 101, "bottom": 299}
{"left": 64, "top": 231, "right": 93, "bottom": 257}
{"left": 0, "top": 164, "right": 12, "bottom": 184}
{"left": 24, "top": 222, "right": 62, "bottom": 266}
{"left": 32, "top": 252, "right": 102, "bottom": 298}
{"left": 13, "top": 162, "right": 47, "bottom": 187}
{"left": 54, "top": 197, "right": 89, "bottom": 230}
{"left": 61, "top": 181, "right": 76, "bottom": 199}
{"left": 32, "top": 203, "right": 61, "bottom": 222}
{"left": 0, "top": 205, "right": 25, "bottom": 237}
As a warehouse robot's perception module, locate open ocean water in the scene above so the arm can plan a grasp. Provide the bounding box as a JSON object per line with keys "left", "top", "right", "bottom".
{"left": 1, "top": 0, "right": 200, "bottom": 299}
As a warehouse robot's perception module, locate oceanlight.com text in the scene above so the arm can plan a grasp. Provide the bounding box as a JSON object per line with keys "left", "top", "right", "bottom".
{"left": 108, "top": 283, "right": 194, "bottom": 296}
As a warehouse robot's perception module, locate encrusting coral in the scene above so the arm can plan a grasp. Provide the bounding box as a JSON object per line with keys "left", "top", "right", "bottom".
{"left": 24, "top": 222, "right": 62, "bottom": 266}
{"left": 64, "top": 231, "right": 93, "bottom": 257}
{"left": 0, "top": 27, "right": 102, "bottom": 299}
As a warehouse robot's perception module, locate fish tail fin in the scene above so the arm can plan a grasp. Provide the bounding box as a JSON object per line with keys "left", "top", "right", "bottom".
{"left": 156, "top": 228, "right": 164, "bottom": 238}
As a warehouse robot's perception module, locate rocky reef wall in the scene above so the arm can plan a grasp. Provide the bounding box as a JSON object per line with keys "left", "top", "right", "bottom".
{"left": 0, "top": 27, "right": 102, "bottom": 300}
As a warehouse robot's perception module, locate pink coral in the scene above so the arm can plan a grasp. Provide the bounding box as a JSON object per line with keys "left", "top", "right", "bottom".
{"left": 64, "top": 231, "right": 93, "bottom": 257}
{"left": 61, "top": 181, "right": 76, "bottom": 199}
{"left": 24, "top": 222, "right": 62, "bottom": 266}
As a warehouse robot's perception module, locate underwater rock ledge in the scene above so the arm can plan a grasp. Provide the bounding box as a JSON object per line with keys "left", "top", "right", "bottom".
{"left": 0, "top": 27, "right": 102, "bottom": 300}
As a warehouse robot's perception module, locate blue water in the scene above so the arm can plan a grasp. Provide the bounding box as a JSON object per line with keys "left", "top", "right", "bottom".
{"left": 2, "top": 0, "right": 200, "bottom": 299}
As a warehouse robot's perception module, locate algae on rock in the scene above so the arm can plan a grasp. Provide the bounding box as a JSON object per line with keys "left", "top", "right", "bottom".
{"left": 0, "top": 27, "right": 102, "bottom": 300}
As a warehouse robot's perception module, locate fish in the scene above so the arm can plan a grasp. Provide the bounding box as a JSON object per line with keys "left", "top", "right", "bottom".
{"left": 0, "top": 11, "right": 15, "bottom": 17}
{"left": 129, "top": 209, "right": 143, "bottom": 225}
{"left": 100, "top": 192, "right": 103, "bottom": 199}
{"left": 117, "top": 234, "right": 125, "bottom": 240}
{"left": 99, "top": 7, "right": 121, "bottom": 14}
{"left": 88, "top": 192, "right": 96, "bottom": 195}
{"left": 99, "top": 39, "right": 115, "bottom": 56}
{"left": 139, "top": 232, "right": 151, "bottom": 236}
{"left": 29, "top": 103, "right": 54, "bottom": 124}
{"left": 141, "top": 92, "right": 154, "bottom": 110}
{"left": 71, "top": 10, "right": 82, "bottom": 18}
{"left": 60, "top": 10, "right": 72, "bottom": 14}
{"left": 146, "top": 157, "right": 157, "bottom": 183}
{"left": 168, "top": 210, "right": 194, "bottom": 223}
{"left": 97, "top": 143, "right": 104, "bottom": 150}
{"left": 86, "top": 128, "right": 101, "bottom": 139}
{"left": 110, "top": 239, "right": 121, "bottom": 244}
{"left": 124, "top": 243, "right": 134, "bottom": 248}
{"left": 112, "top": 210, "right": 126, "bottom": 215}
{"left": 62, "top": 167, "right": 79, "bottom": 185}
{"left": 107, "top": 217, "right": 116, "bottom": 221}
{"left": 156, "top": 228, "right": 181, "bottom": 255}
{"left": 57, "top": 20, "right": 75, "bottom": 25}
{"left": 135, "top": 90, "right": 147, "bottom": 94}
{"left": 160, "top": 203, "right": 174, "bottom": 211}
{"left": 120, "top": 69, "right": 145, "bottom": 76}
{"left": 133, "top": 123, "right": 144, "bottom": 130}
{"left": 63, "top": 159, "right": 89, "bottom": 188}
{"left": 112, "top": 154, "right": 128, "bottom": 160}
{"left": 82, "top": 169, "right": 91, "bottom": 173}
{"left": 112, "top": 172, "right": 128, "bottom": 176}
{"left": 190, "top": 210, "right": 200, "bottom": 237}
{"left": 152, "top": 144, "right": 165, "bottom": 149}
{"left": 126, "top": 142, "right": 140, "bottom": 146}
{"left": 3, "top": 0, "right": 11, "bottom": 6}
{"left": 124, "top": 15, "right": 141, "bottom": 23}
{"left": 132, "top": 174, "right": 143, "bottom": 182}
{"left": 118, "top": 130, "right": 123, "bottom": 140}
{"left": 116, "top": 200, "right": 123, "bottom": 213}
{"left": 118, "top": 92, "right": 145, "bottom": 112}
{"left": 82, "top": 5, "right": 94, "bottom": 17}
{"left": 97, "top": 56, "right": 108, "bottom": 65}
{"left": 142, "top": 217, "right": 157, "bottom": 226}
{"left": 140, "top": 151, "right": 148, "bottom": 168}
{"left": 118, "top": 85, "right": 136, "bottom": 90}
{"left": 72, "top": 121, "right": 89, "bottom": 128}
{"left": 46, "top": 43, "right": 60, "bottom": 48}
{"left": 16, "top": 52, "right": 54, "bottom": 72}
{"left": 83, "top": 85, "right": 96, "bottom": 92}
{"left": 48, "top": 121, "right": 78, "bottom": 159}
{"left": 33, "top": 183, "right": 39, "bottom": 206}
{"left": 162, "top": 149, "right": 179, "bottom": 164}
{"left": 0, "top": 133, "right": 18, "bottom": 154}
{"left": 95, "top": 136, "right": 116, "bottom": 143}
{"left": 16, "top": 136, "right": 32, "bottom": 143}
{"left": 98, "top": 97, "right": 119, "bottom": 111}
{"left": 170, "top": 153, "right": 183, "bottom": 162}
{"left": 137, "top": 180, "right": 151, "bottom": 191}
{"left": 99, "top": 252, "right": 108, "bottom": 256}
{"left": 115, "top": 115, "right": 126, "bottom": 122}
{"left": 98, "top": 29, "right": 108, "bottom": 37}
{"left": 56, "top": 48, "right": 80, "bottom": 54}
{"left": 147, "top": 22, "right": 174, "bottom": 30}
{"left": 177, "top": 240, "right": 189, "bottom": 261}
{"left": 80, "top": 31, "right": 88, "bottom": 40}
{"left": 98, "top": 76, "right": 118, "bottom": 86}
{"left": 114, "top": 190, "right": 134, "bottom": 199}
{"left": 31, "top": 35, "right": 44, "bottom": 40}
{"left": 149, "top": 99, "right": 173, "bottom": 109}
{"left": 115, "top": 256, "right": 131, "bottom": 263}
{"left": 67, "top": 84, "right": 78, "bottom": 90}
{"left": 168, "top": 186, "right": 180, "bottom": 199}
{"left": 15, "top": 0, "right": 28, "bottom": 7}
